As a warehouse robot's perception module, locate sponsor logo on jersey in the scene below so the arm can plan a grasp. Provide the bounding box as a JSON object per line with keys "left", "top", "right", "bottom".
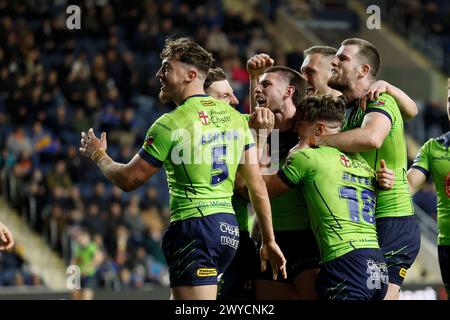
{"left": 199, "top": 111, "right": 210, "bottom": 125}
{"left": 210, "top": 110, "right": 231, "bottom": 124}
{"left": 340, "top": 154, "right": 351, "bottom": 167}
{"left": 445, "top": 173, "right": 450, "bottom": 197}
{"left": 144, "top": 134, "right": 156, "bottom": 146}
{"left": 399, "top": 267, "right": 408, "bottom": 278}
{"left": 369, "top": 100, "right": 385, "bottom": 106}
{"left": 196, "top": 268, "right": 218, "bottom": 277}
{"left": 200, "top": 99, "right": 215, "bottom": 106}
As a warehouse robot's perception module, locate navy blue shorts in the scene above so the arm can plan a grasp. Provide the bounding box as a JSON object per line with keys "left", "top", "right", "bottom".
{"left": 162, "top": 213, "right": 239, "bottom": 288}
{"left": 438, "top": 245, "right": 450, "bottom": 299}
{"left": 257, "top": 229, "right": 320, "bottom": 283}
{"left": 218, "top": 231, "right": 259, "bottom": 300}
{"left": 376, "top": 215, "right": 421, "bottom": 286}
{"left": 316, "top": 248, "right": 389, "bottom": 300}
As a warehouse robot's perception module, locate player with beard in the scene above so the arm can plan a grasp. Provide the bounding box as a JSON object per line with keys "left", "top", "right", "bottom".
{"left": 312, "top": 38, "right": 420, "bottom": 300}
{"left": 79, "top": 38, "right": 286, "bottom": 300}
{"left": 300, "top": 45, "right": 418, "bottom": 121}
{"left": 263, "top": 94, "right": 390, "bottom": 300}
{"left": 246, "top": 55, "right": 320, "bottom": 300}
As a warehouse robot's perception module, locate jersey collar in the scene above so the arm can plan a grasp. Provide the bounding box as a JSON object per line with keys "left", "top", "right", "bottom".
{"left": 179, "top": 94, "right": 209, "bottom": 106}
{"left": 345, "top": 98, "right": 359, "bottom": 110}
{"left": 436, "top": 131, "right": 450, "bottom": 148}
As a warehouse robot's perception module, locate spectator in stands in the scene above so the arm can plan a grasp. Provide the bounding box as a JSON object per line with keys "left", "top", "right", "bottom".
{"left": 123, "top": 200, "right": 146, "bottom": 236}
{"left": 46, "top": 159, "right": 73, "bottom": 192}
{"left": 6, "top": 127, "right": 32, "bottom": 158}
{"left": 84, "top": 203, "right": 106, "bottom": 239}
{"left": 206, "top": 26, "right": 232, "bottom": 57}
{"left": 424, "top": 99, "right": 449, "bottom": 138}
{"left": 65, "top": 146, "right": 86, "bottom": 184}
{"left": 31, "top": 121, "right": 60, "bottom": 164}
{"left": 86, "top": 181, "right": 109, "bottom": 212}
{"left": 139, "top": 186, "right": 162, "bottom": 211}
{"left": 27, "top": 168, "right": 48, "bottom": 231}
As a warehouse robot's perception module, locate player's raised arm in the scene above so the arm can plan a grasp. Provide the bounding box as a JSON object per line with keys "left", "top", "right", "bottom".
{"left": 247, "top": 54, "right": 274, "bottom": 113}
{"left": 80, "top": 128, "right": 159, "bottom": 192}
{"left": 359, "top": 80, "right": 418, "bottom": 120}
{"left": 237, "top": 146, "right": 287, "bottom": 280}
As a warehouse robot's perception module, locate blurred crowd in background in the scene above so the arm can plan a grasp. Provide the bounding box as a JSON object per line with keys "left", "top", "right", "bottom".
{"left": 383, "top": 0, "right": 450, "bottom": 74}
{"left": 0, "top": 0, "right": 448, "bottom": 289}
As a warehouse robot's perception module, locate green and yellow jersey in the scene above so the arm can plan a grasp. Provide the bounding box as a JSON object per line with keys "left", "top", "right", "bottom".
{"left": 139, "top": 95, "right": 254, "bottom": 222}
{"left": 75, "top": 243, "right": 98, "bottom": 277}
{"left": 269, "top": 130, "right": 309, "bottom": 231}
{"left": 343, "top": 93, "right": 414, "bottom": 218}
{"left": 412, "top": 132, "right": 450, "bottom": 245}
{"left": 241, "top": 115, "right": 309, "bottom": 231}
{"left": 279, "top": 146, "right": 380, "bottom": 262}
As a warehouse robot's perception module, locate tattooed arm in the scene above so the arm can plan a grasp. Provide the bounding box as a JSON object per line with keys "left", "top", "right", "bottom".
{"left": 79, "top": 128, "right": 159, "bottom": 192}
{"left": 95, "top": 154, "right": 159, "bottom": 192}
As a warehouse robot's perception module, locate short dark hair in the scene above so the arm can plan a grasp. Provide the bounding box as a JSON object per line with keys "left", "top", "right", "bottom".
{"left": 264, "top": 66, "right": 307, "bottom": 108}
{"left": 295, "top": 94, "right": 345, "bottom": 123}
{"left": 204, "top": 67, "right": 227, "bottom": 89}
{"left": 303, "top": 46, "right": 337, "bottom": 58}
{"left": 160, "top": 37, "right": 214, "bottom": 79}
{"left": 342, "top": 38, "right": 381, "bottom": 77}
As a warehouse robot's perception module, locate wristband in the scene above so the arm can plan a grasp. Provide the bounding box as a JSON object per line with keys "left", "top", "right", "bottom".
{"left": 91, "top": 148, "right": 108, "bottom": 166}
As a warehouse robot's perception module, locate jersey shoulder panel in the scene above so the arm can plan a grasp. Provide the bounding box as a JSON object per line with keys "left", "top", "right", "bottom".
{"left": 366, "top": 93, "right": 400, "bottom": 125}
{"left": 280, "top": 147, "right": 318, "bottom": 185}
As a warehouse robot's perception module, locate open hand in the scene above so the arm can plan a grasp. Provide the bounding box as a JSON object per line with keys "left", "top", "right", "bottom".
{"left": 79, "top": 128, "right": 107, "bottom": 160}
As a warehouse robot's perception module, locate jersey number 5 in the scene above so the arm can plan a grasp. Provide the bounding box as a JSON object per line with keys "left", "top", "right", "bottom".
{"left": 339, "top": 186, "right": 376, "bottom": 224}
{"left": 211, "top": 145, "right": 229, "bottom": 186}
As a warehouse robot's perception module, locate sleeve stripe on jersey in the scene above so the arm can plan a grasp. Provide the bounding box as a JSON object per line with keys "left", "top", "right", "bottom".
{"left": 138, "top": 148, "right": 163, "bottom": 168}
{"left": 277, "top": 170, "right": 297, "bottom": 188}
{"left": 366, "top": 108, "right": 392, "bottom": 125}
{"left": 411, "top": 165, "right": 430, "bottom": 179}
{"left": 244, "top": 143, "right": 256, "bottom": 151}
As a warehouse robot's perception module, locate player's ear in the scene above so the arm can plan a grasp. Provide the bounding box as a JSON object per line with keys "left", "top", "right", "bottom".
{"left": 315, "top": 122, "right": 326, "bottom": 135}
{"left": 284, "top": 86, "right": 295, "bottom": 99}
{"left": 358, "top": 64, "right": 370, "bottom": 78}
{"left": 185, "top": 69, "right": 198, "bottom": 82}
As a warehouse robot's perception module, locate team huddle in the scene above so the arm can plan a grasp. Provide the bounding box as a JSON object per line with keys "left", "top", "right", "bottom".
{"left": 79, "top": 37, "right": 450, "bottom": 300}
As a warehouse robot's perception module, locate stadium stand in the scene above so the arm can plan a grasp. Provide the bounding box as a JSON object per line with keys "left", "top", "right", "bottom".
{"left": 0, "top": 0, "right": 283, "bottom": 291}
